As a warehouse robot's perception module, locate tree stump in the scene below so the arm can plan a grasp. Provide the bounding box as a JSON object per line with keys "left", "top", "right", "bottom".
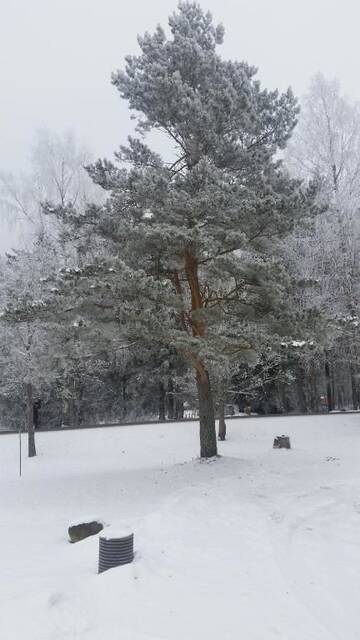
{"left": 68, "top": 520, "right": 104, "bottom": 543}
{"left": 273, "top": 435, "right": 291, "bottom": 449}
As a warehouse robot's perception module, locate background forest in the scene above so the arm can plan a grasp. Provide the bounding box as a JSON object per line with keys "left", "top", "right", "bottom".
{"left": 1, "top": 4, "right": 360, "bottom": 457}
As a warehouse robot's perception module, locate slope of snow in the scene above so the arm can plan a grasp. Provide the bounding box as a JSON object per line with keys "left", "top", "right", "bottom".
{"left": 0, "top": 414, "right": 359, "bottom": 639}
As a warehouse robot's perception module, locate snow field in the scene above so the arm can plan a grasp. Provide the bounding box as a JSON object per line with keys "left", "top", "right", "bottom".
{"left": 0, "top": 414, "right": 359, "bottom": 639}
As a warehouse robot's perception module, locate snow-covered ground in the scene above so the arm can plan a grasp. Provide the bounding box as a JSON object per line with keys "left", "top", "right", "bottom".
{"left": 0, "top": 414, "right": 359, "bottom": 639}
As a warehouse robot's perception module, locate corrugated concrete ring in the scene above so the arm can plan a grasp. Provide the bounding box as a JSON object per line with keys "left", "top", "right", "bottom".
{"left": 98, "top": 532, "right": 134, "bottom": 573}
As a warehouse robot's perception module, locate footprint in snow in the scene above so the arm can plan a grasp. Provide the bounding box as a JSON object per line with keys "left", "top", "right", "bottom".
{"left": 48, "top": 592, "right": 64, "bottom": 608}
{"left": 270, "top": 511, "right": 282, "bottom": 523}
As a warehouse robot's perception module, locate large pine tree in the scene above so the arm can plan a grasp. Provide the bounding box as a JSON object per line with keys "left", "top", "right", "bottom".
{"left": 49, "top": 2, "right": 315, "bottom": 457}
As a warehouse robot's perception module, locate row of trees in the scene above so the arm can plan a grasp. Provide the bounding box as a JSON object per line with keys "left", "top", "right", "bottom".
{"left": 1, "top": 3, "right": 359, "bottom": 458}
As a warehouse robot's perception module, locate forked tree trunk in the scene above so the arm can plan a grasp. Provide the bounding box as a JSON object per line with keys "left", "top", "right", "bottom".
{"left": 25, "top": 382, "right": 36, "bottom": 457}
{"left": 196, "top": 369, "right": 217, "bottom": 458}
{"left": 218, "top": 384, "right": 226, "bottom": 441}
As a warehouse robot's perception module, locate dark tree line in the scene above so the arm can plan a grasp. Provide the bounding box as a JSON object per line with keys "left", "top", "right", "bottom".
{"left": 1, "top": 6, "right": 360, "bottom": 459}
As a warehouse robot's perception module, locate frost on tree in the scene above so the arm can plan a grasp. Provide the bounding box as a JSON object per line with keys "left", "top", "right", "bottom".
{"left": 286, "top": 74, "right": 360, "bottom": 411}
{"left": 0, "top": 246, "right": 60, "bottom": 457}
{"left": 48, "top": 2, "right": 316, "bottom": 457}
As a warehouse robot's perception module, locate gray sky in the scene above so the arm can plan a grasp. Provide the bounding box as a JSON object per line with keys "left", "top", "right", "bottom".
{"left": 1, "top": 0, "right": 359, "bottom": 248}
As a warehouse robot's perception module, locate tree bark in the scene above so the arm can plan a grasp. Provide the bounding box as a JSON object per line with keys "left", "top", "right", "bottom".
{"left": 297, "top": 366, "right": 308, "bottom": 413}
{"left": 175, "top": 396, "right": 184, "bottom": 420}
{"left": 325, "top": 359, "right": 334, "bottom": 411}
{"left": 122, "top": 375, "right": 127, "bottom": 420}
{"left": 337, "top": 385, "right": 345, "bottom": 410}
{"left": 158, "top": 381, "right": 166, "bottom": 421}
{"left": 68, "top": 396, "right": 81, "bottom": 428}
{"left": 309, "top": 361, "right": 319, "bottom": 412}
{"left": 196, "top": 369, "right": 218, "bottom": 458}
{"left": 331, "top": 366, "right": 336, "bottom": 411}
{"left": 218, "top": 384, "right": 226, "bottom": 441}
{"left": 62, "top": 376, "right": 82, "bottom": 427}
{"left": 25, "top": 382, "right": 36, "bottom": 457}
{"left": 350, "top": 362, "right": 359, "bottom": 410}
{"left": 183, "top": 249, "right": 217, "bottom": 456}
{"left": 167, "top": 378, "right": 175, "bottom": 419}
{"left": 33, "top": 400, "right": 41, "bottom": 429}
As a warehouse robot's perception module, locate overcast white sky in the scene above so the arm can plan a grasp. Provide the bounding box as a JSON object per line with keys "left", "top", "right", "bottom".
{"left": 1, "top": 0, "right": 359, "bottom": 248}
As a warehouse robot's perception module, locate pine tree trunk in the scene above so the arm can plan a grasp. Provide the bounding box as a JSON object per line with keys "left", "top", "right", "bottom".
{"left": 218, "top": 384, "right": 226, "bottom": 441}
{"left": 62, "top": 376, "right": 80, "bottom": 427}
{"left": 331, "top": 366, "right": 336, "bottom": 410}
{"left": 325, "top": 359, "right": 334, "bottom": 411}
{"left": 309, "top": 361, "right": 318, "bottom": 412}
{"left": 67, "top": 397, "right": 80, "bottom": 428}
{"left": 122, "top": 375, "right": 127, "bottom": 420}
{"left": 297, "top": 366, "right": 308, "bottom": 413}
{"left": 74, "top": 399, "right": 81, "bottom": 428}
{"left": 350, "top": 362, "right": 359, "bottom": 410}
{"left": 184, "top": 249, "right": 217, "bottom": 456}
{"left": 25, "top": 382, "right": 36, "bottom": 457}
{"left": 33, "top": 400, "right": 40, "bottom": 429}
{"left": 196, "top": 369, "right": 217, "bottom": 458}
{"left": 158, "top": 381, "right": 166, "bottom": 421}
{"left": 167, "top": 378, "right": 175, "bottom": 419}
{"left": 175, "top": 396, "right": 184, "bottom": 420}
{"left": 338, "top": 385, "right": 345, "bottom": 410}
